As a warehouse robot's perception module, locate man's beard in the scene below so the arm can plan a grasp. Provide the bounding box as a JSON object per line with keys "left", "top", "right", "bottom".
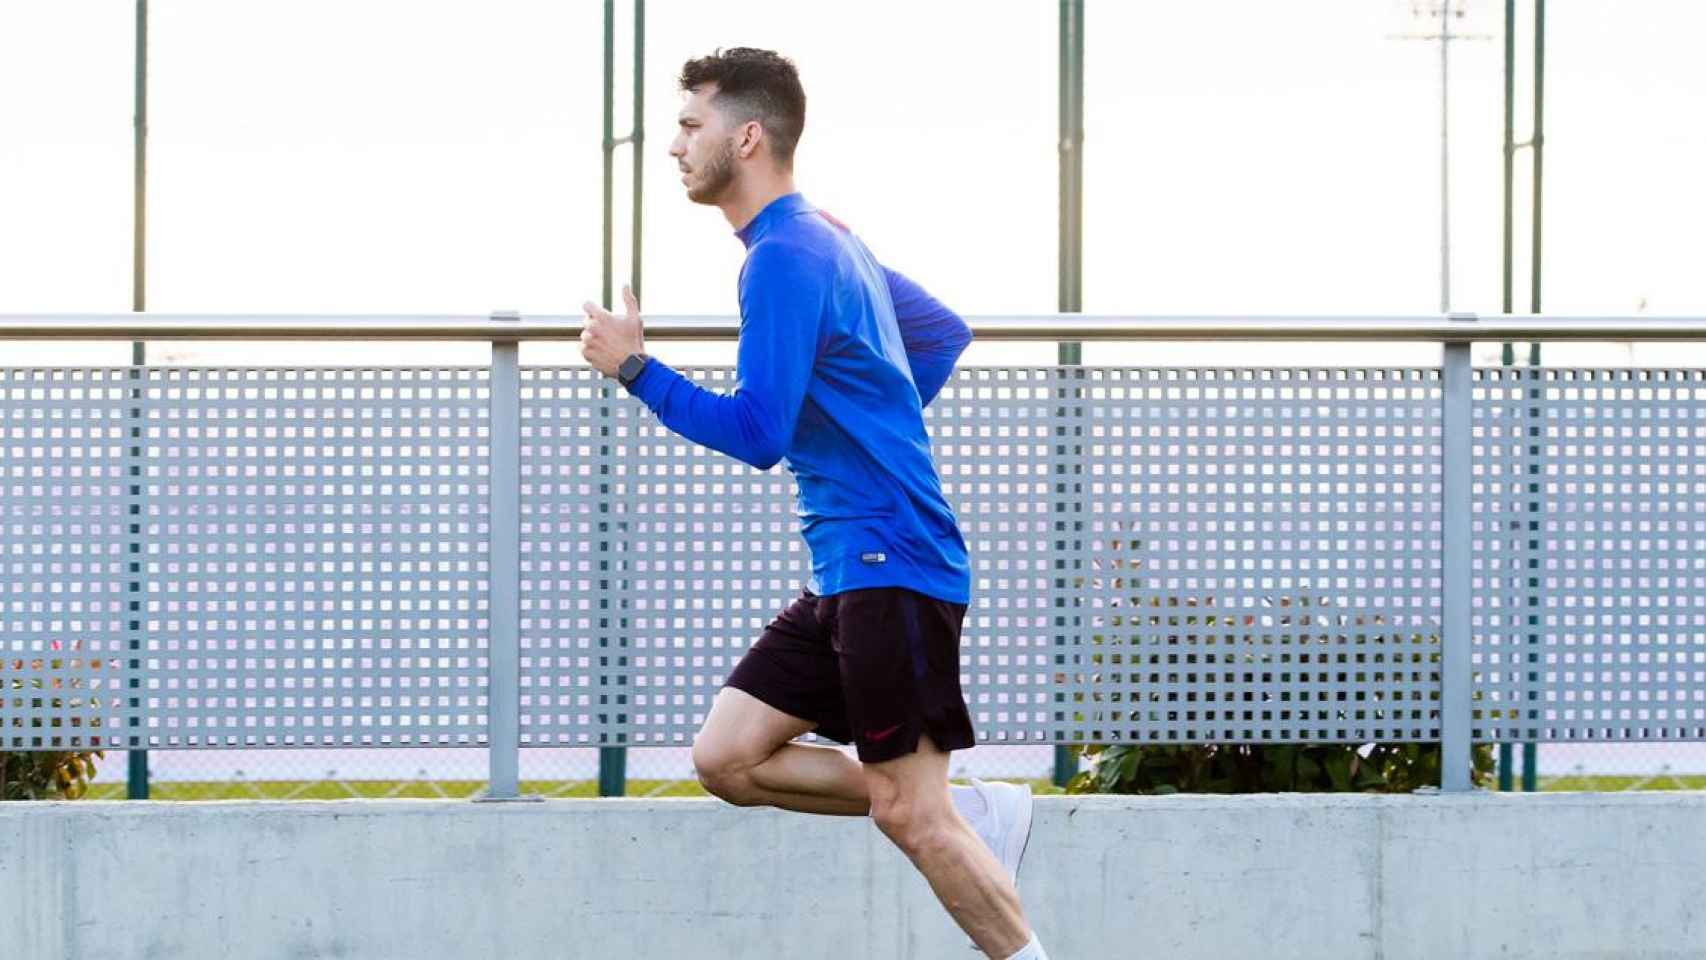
{"left": 686, "top": 138, "right": 737, "bottom": 204}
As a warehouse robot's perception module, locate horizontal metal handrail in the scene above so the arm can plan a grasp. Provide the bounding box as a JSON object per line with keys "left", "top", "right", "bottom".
{"left": 2, "top": 313, "right": 1706, "bottom": 341}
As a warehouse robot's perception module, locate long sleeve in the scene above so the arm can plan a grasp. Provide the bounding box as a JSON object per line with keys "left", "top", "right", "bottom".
{"left": 884, "top": 267, "right": 972, "bottom": 406}
{"left": 625, "top": 243, "right": 827, "bottom": 470}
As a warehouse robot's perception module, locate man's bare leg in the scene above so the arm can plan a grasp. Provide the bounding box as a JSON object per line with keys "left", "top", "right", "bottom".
{"left": 695, "top": 690, "right": 1039, "bottom": 955}
{"left": 691, "top": 686, "right": 870, "bottom": 815}
{"left": 864, "top": 735, "right": 1031, "bottom": 957}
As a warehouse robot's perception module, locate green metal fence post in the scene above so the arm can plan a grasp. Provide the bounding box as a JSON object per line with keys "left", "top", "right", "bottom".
{"left": 1521, "top": 0, "right": 1544, "bottom": 794}
{"left": 127, "top": 0, "right": 150, "bottom": 801}
{"left": 1498, "top": 0, "right": 1545, "bottom": 793}
{"left": 598, "top": 0, "right": 644, "bottom": 797}
{"left": 631, "top": 0, "right": 644, "bottom": 304}
{"left": 1052, "top": 0, "right": 1085, "bottom": 790}
{"left": 1497, "top": 0, "right": 1515, "bottom": 791}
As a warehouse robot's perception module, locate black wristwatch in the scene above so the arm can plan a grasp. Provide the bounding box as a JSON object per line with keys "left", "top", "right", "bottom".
{"left": 616, "top": 352, "right": 651, "bottom": 388}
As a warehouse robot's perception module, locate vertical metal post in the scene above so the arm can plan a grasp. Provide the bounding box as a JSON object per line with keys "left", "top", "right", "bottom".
{"left": 1500, "top": 0, "right": 1516, "bottom": 324}
{"left": 597, "top": 755, "right": 627, "bottom": 796}
{"left": 1057, "top": 0, "right": 1085, "bottom": 354}
{"left": 1529, "top": 0, "right": 1544, "bottom": 325}
{"left": 131, "top": 0, "right": 148, "bottom": 320}
{"left": 598, "top": 0, "right": 644, "bottom": 797}
{"left": 124, "top": 361, "right": 148, "bottom": 800}
{"left": 126, "top": 0, "right": 150, "bottom": 801}
{"left": 1052, "top": 0, "right": 1085, "bottom": 789}
{"left": 597, "top": 746, "right": 627, "bottom": 798}
{"left": 1520, "top": 0, "right": 1544, "bottom": 792}
{"left": 1496, "top": 0, "right": 1516, "bottom": 790}
{"left": 597, "top": 0, "right": 622, "bottom": 798}
{"left": 1438, "top": 1, "right": 1452, "bottom": 314}
{"left": 601, "top": 0, "right": 646, "bottom": 309}
{"left": 610, "top": 18, "right": 645, "bottom": 795}
{"left": 630, "top": 0, "right": 645, "bottom": 304}
{"left": 1440, "top": 338, "right": 1474, "bottom": 791}
{"left": 600, "top": 0, "right": 615, "bottom": 314}
{"left": 485, "top": 337, "right": 523, "bottom": 801}
{"left": 1519, "top": 363, "right": 1543, "bottom": 794}
{"left": 597, "top": 366, "right": 629, "bottom": 800}
{"left": 1046, "top": 376, "right": 1086, "bottom": 788}
{"left": 1500, "top": 0, "right": 1546, "bottom": 791}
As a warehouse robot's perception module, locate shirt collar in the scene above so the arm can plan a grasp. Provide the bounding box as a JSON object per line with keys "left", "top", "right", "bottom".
{"left": 735, "top": 192, "right": 814, "bottom": 248}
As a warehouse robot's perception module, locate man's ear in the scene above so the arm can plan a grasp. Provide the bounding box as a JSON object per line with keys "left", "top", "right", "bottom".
{"left": 737, "top": 120, "right": 765, "bottom": 160}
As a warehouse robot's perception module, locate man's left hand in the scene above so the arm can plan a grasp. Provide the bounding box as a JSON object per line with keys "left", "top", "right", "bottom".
{"left": 580, "top": 284, "right": 647, "bottom": 378}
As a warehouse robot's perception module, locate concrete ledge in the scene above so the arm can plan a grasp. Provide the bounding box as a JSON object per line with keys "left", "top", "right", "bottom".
{"left": 4, "top": 792, "right": 1705, "bottom": 959}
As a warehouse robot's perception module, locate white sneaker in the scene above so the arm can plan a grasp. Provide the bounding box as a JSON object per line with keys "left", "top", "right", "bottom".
{"left": 956, "top": 779, "right": 1034, "bottom": 952}
{"left": 968, "top": 778, "right": 1034, "bottom": 887}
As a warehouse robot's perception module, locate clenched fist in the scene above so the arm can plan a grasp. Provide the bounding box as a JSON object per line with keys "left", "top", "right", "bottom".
{"left": 580, "top": 284, "right": 647, "bottom": 378}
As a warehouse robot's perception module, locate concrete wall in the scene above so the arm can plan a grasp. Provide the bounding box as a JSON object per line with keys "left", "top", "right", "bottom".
{"left": 3, "top": 792, "right": 1704, "bottom": 959}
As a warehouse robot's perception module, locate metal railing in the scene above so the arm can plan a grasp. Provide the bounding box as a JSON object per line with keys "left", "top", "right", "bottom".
{"left": 5, "top": 313, "right": 1706, "bottom": 341}
{"left": 4, "top": 313, "right": 1705, "bottom": 798}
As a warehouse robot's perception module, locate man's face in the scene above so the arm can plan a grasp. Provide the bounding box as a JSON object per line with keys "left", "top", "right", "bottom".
{"left": 669, "top": 85, "right": 739, "bottom": 205}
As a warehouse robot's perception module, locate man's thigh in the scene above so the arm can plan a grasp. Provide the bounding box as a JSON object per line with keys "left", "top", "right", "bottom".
{"left": 695, "top": 685, "right": 817, "bottom": 767}
{"left": 718, "top": 589, "right": 855, "bottom": 745}
{"left": 822, "top": 587, "right": 975, "bottom": 764}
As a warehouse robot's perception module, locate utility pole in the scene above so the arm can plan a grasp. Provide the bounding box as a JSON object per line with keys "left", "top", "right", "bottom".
{"left": 1439, "top": 3, "right": 1452, "bottom": 313}
{"left": 1391, "top": 0, "right": 1490, "bottom": 314}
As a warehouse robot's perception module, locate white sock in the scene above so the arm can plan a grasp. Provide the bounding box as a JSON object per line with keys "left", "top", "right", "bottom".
{"left": 1004, "top": 932, "right": 1048, "bottom": 960}
{"left": 949, "top": 782, "right": 988, "bottom": 823}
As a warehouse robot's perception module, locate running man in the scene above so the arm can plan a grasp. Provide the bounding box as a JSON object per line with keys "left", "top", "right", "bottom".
{"left": 579, "top": 47, "right": 1049, "bottom": 959}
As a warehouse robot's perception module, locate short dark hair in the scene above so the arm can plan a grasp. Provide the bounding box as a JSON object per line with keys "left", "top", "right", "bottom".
{"left": 679, "top": 47, "right": 806, "bottom": 167}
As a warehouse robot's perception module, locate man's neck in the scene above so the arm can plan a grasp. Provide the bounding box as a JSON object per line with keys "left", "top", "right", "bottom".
{"left": 719, "top": 172, "right": 799, "bottom": 232}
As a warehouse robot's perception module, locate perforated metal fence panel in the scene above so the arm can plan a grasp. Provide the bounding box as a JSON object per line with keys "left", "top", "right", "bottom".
{"left": 1065, "top": 366, "right": 1446, "bottom": 744}
{"left": 933, "top": 368, "right": 1060, "bottom": 745}
{"left": 518, "top": 367, "right": 811, "bottom": 748}
{"left": 144, "top": 367, "right": 491, "bottom": 748}
{"left": 3, "top": 366, "right": 492, "bottom": 751}
{"left": 519, "top": 366, "right": 1068, "bottom": 747}
{"left": 9, "top": 361, "right": 1706, "bottom": 767}
{"left": 517, "top": 368, "right": 615, "bottom": 747}
{"left": 1471, "top": 367, "right": 1706, "bottom": 743}
{"left": 1, "top": 367, "right": 136, "bottom": 750}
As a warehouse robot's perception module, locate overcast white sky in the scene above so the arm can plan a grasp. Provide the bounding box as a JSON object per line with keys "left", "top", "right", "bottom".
{"left": 1, "top": 0, "right": 1702, "bottom": 369}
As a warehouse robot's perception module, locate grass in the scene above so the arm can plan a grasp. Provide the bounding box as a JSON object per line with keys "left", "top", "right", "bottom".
{"left": 85, "top": 776, "right": 1069, "bottom": 802}
{"left": 79, "top": 773, "right": 1706, "bottom": 801}
{"left": 1529, "top": 773, "right": 1706, "bottom": 792}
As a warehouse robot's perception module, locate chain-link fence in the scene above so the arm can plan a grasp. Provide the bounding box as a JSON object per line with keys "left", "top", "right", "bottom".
{"left": 87, "top": 744, "right": 1057, "bottom": 800}
{"left": 89, "top": 742, "right": 1706, "bottom": 800}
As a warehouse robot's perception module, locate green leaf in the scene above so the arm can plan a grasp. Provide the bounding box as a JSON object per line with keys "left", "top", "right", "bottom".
{"left": 1325, "top": 752, "right": 1352, "bottom": 791}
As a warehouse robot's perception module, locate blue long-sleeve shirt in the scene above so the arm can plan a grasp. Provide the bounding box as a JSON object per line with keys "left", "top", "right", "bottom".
{"left": 625, "top": 192, "right": 973, "bottom": 604}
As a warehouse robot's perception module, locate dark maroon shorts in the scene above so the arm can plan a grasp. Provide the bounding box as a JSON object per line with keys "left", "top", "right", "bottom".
{"left": 723, "top": 587, "right": 976, "bottom": 764}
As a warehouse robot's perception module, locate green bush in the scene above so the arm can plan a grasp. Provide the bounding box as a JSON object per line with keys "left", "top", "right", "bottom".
{"left": 1067, "top": 741, "right": 1495, "bottom": 795}
{"left": 1062, "top": 586, "right": 1498, "bottom": 795}
{"left": 1, "top": 750, "right": 105, "bottom": 801}
{"left": 4, "top": 646, "right": 108, "bottom": 800}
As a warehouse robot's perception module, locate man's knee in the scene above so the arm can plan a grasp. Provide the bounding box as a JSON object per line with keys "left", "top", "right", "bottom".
{"left": 691, "top": 737, "right": 763, "bottom": 806}
{"left": 869, "top": 789, "right": 954, "bottom": 859}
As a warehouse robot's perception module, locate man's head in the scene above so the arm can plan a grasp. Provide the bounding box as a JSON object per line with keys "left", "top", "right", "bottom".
{"left": 670, "top": 47, "right": 805, "bottom": 205}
